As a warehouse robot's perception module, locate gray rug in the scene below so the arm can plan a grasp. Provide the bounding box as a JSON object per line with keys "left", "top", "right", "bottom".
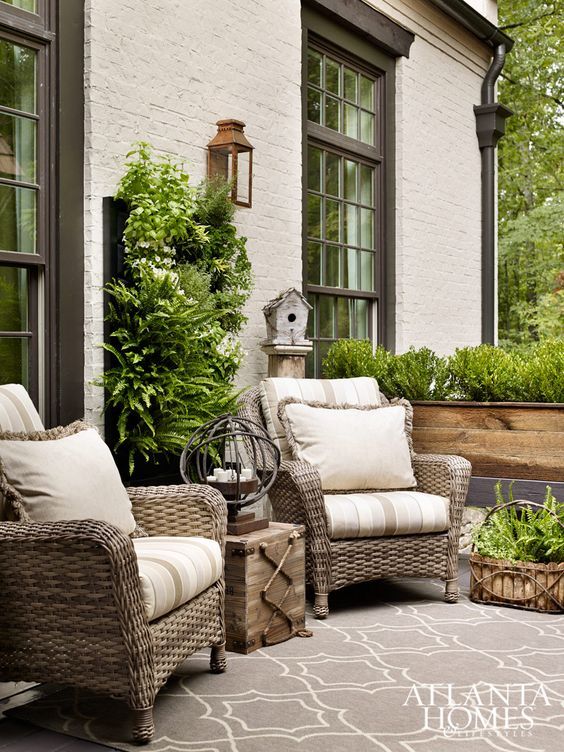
{"left": 10, "top": 573, "right": 564, "bottom": 752}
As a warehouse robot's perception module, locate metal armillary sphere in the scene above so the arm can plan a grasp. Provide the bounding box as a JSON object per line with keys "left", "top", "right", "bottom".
{"left": 180, "top": 414, "right": 281, "bottom": 534}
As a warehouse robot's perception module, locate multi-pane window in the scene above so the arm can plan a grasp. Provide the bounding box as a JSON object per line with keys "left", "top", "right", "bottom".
{"left": 307, "top": 48, "right": 377, "bottom": 146}
{"left": 305, "top": 43, "right": 384, "bottom": 376}
{"left": 307, "top": 147, "right": 376, "bottom": 291}
{"left": 0, "top": 1, "right": 49, "bottom": 406}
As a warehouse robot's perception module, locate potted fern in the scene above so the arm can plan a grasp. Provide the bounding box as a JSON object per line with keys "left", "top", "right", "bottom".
{"left": 470, "top": 482, "right": 564, "bottom": 612}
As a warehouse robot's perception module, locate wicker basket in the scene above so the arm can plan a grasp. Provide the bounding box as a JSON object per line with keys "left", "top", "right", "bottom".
{"left": 470, "top": 553, "right": 564, "bottom": 612}
{"left": 469, "top": 500, "right": 564, "bottom": 613}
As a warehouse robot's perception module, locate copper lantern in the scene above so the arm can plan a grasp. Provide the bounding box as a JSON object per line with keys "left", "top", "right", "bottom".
{"left": 207, "top": 119, "right": 254, "bottom": 208}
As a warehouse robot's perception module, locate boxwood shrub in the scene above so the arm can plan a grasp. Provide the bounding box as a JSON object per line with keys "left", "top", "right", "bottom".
{"left": 323, "top": 339, "right": 564, "bottom": 403}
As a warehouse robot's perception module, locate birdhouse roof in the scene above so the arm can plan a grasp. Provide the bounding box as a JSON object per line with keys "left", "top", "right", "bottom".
{"left": 262, "top": 287, "right": 312, "bottom": 314}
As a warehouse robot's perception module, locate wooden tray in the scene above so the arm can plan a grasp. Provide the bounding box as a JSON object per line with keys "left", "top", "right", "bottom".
{"left": 207, "top": 477, "right": 258, "bottom": 500}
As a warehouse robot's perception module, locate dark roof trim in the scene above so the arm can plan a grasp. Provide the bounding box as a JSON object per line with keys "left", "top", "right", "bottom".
{"left": 302, "top": 0, "right": 415, "bottom": 58}
{"left": 427, "top": 0, "right": 514, "bottom": 51}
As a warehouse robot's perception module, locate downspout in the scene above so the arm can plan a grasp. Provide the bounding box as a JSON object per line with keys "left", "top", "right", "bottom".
{"left": 474, "top": 45, "right": 512, "bottom": 343}
{"left": 482, "top": 43, "right": 507, "bottom": 104}
{"left": 426, "top": 0, "right": 514, "bottom": 344}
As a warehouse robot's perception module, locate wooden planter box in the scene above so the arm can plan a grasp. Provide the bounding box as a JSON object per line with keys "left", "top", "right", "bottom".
{"left": 412, "top": 401, "right": 564, "bottom": 482}
{"left": 470, "top": 553, "right": 564, "bottom": 612}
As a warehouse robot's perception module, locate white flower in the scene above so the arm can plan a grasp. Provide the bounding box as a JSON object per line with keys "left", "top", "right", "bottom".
{"left": 216, "top": 333, "right": 242, "bottom": 358}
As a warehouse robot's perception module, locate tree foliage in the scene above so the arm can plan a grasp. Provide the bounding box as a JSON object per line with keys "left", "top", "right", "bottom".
{"left": 497, "top": 0, "right": 564, "bottom": 344}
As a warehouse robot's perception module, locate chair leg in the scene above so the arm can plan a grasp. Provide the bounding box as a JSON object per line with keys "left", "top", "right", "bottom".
{"left": 444, "top": 578, "right": 460, "bottom": 603}
{"left": 313, "top": 592, "right": 329, "bottom": 619}
{"left": 132, "top": 706, "right": 154, "bottom": 744}
{"left": 210, "top": 642, "right": 227, "bottom": 673}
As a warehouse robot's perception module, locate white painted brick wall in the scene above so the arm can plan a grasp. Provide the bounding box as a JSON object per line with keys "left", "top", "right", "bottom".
{"left": 83, "top": 0, "right": 495, "bottom": 423}
{"left": 366, "top": 0, "right": 492, "bottom": 354}
{"left": 83, "top": 0, "right": 303, "bottom": 424}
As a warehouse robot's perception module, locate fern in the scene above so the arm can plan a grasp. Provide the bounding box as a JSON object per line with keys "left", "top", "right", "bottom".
{"left": 473, "top": 482, "right": 564, "bottom": 564}
{"left": 99, "top": 144, "right": 252, "bottom": 474}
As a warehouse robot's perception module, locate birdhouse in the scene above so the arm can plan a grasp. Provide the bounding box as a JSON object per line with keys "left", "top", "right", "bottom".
{"left": 262, "top": 288, "right": 312, "bottom": 346}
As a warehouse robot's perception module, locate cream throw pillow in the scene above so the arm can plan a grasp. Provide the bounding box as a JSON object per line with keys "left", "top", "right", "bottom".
{"left": 278, "top": 400, "right": 416, "bottom": 491}
{"left": 0, "top": 422, "right": 136, "bottom": 534}
{"left": 259, "top": 376, "right": 382, "bottom": 461}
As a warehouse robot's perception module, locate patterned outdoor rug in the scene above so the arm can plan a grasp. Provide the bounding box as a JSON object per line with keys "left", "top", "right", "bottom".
{"left": 9, "top": 570, "right": 564, "bottom": 752}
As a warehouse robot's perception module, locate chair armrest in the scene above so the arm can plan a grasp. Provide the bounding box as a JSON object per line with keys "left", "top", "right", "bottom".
{"left": 0, "top": 519, "right": 151, "bottom": 685}
{"left": 413, "top": 453, "right": 471, "bottom": 515}
{"left": 127, "top": 484, "right": 226, "bottom": 544}
{"left": 270, "top": 460, "right": 328, "bottom": 533}
{"left": 270, "top": 460, "right": 331, "bottom": 594}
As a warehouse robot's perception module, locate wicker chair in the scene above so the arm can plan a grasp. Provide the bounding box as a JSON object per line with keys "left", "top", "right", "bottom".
{"left": 0, "top": 388, "right": 227, "bottom": 743}
{"left": 239, "top": 386, "right": 471, "bottom": 618}
{"left": 0, "top": 485, "right": 227, "bottom": 743}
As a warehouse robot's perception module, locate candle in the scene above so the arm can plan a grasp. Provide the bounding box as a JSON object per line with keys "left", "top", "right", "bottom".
{"left": 241, "top": 468, "right": 253, "bottom": 480}
{"left": 227, "top": 469, "right": 237, "bottom": 482}
{"left": 215, "top": 469, "right": 228, "bottom": 482}
{"left": 206, "top": 475, "right": 216, "bottom": 483}
{"left": 213, "top": 468, "right": 224, "bottom": 479}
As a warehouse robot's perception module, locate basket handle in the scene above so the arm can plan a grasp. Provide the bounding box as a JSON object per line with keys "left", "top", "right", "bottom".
{"left": 471, "top": 499, "right": 564, "bottom": 554}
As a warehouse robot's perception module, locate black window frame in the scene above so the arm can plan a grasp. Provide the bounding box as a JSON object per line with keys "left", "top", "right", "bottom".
{"left": 302, "top": 5, "right": 398, "bottom": 376}
{"left": 0, "top": 2, "right": 54, "bottom": 412}
{"left": 0, "top": 0, "right": 85, "bottom": 425}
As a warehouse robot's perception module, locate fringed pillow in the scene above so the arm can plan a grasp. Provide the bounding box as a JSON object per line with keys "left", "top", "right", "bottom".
{"left": 277, "top": 398, "right": 416, "bottom": 492}
{"left": 0, "top": 420, "right": 138, "bottom": 535}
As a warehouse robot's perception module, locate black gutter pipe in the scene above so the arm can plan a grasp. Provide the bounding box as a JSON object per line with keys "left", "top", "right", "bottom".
{"left": 428, "top": 0, "right": 513, "bottom": 343}
{"left": 475, "top": 45, "right": 513, "bottom": 343}
{"left": 482, "top": 43, "right": 508, "bottom": 101}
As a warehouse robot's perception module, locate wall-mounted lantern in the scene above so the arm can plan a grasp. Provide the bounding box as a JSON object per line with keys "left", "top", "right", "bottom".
{"left": 207, "top": 119, "right": 254, "bottom": 208}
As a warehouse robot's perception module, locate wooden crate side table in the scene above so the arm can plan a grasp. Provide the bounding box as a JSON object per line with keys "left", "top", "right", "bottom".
{"left": 224, "top": 522, "right": 306, "bottom": 654}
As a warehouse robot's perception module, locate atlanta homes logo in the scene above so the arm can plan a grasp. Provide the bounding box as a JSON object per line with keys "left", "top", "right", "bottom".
{"left": 404, "top": 683, "right": 551, "bottom": 737}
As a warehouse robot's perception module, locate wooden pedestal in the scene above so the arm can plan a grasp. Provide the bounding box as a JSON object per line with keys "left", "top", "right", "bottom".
{"left": 227, "top": 511, "right": 269, "bottom": 536}
{"left": 224, "top": 522, "right": 306, "bottom": 654}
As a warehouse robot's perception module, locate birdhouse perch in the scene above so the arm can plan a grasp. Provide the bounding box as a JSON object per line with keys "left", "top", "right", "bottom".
{"left": 261, "top": 288, "right": 313, "bottom": 378}
{"left": 262, "top": 288, "right": 312, "bottom": 347}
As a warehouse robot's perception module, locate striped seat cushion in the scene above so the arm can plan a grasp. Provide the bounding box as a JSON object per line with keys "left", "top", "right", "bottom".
{"left": 132, "top": 536, "right": 223, "bottom": 622}
{"left": 324, "top": 491, "right": 450, "bottom": 540}
{"left": 260, "top": 377, "right": 381, "bottom": 460}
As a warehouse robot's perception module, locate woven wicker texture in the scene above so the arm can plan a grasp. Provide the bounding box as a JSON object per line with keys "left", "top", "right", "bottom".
{"left": 0, "top": 482, "right": 227, "bottom": 744}
{"left": 239, "top": 386, "right": 471, "bottom": 617}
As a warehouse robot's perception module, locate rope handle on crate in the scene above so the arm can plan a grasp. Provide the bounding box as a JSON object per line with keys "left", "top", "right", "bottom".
{"left": 260, "top": 530, "right": 313, "bottom": 645}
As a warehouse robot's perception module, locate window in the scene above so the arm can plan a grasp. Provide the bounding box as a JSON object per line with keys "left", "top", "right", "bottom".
{"left": 307, "top": 47, "right": 378, "bottom": 146}
{"left": 302, "top": 1, "right": 398, "bottom": 377}
{"left": 305, "top": 40, "right": 385, "bottom": 378}
{"left": 0, "top": 1, "right": 52, "bottom": 412}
